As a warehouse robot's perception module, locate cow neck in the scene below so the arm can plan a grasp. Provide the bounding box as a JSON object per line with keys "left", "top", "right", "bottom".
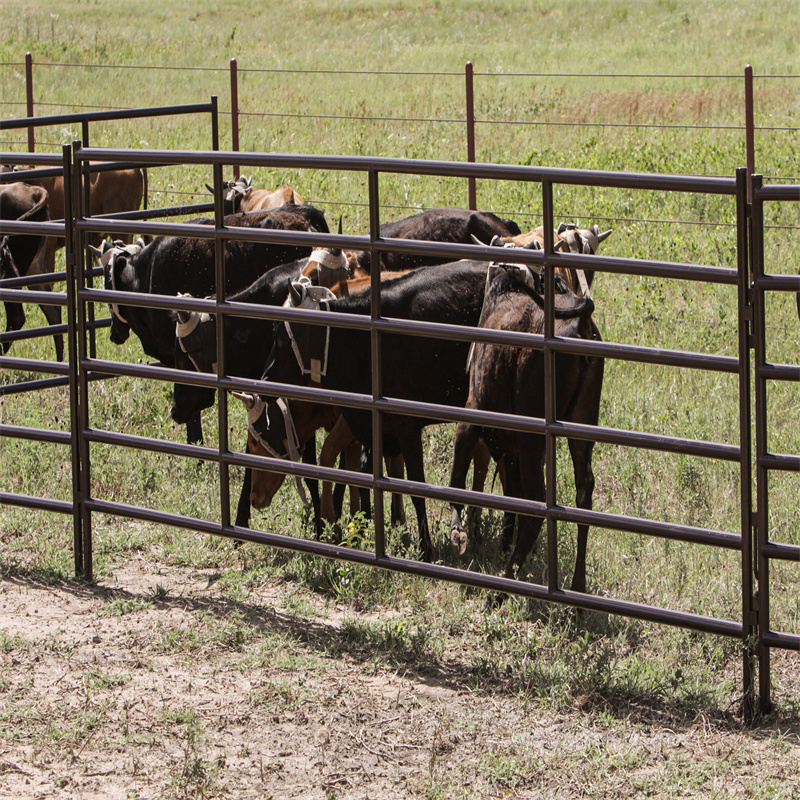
{"left": 245, "top": 395, "right": 311, "bottom": 509}
{"left": 283, "top": 278, "right": 337, "bottom": 383}
{"left": 176, "top": 310, "right": 215, "bottom": 373}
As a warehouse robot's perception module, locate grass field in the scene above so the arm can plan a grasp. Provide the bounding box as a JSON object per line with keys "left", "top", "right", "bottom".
{"left": 1, "top": 2, "right": 799, "bottom": 797}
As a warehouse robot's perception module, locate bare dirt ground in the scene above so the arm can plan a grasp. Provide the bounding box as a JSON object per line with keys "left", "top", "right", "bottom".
{"left": 1, "top": 557, "right": 798, "bottom": 799}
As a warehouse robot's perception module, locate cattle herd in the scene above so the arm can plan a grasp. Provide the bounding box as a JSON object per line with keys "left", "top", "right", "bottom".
{"left": 2, "top": 170, "right": 616, "bottom": 590}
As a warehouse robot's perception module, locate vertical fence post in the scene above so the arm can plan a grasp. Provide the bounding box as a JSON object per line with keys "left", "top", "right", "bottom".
{"left": 62, "top": 144, "right": 84, "bottom": 579}
{"left": 745, "top": 65, "right": 755, "bottom": 205}
{"left": 230, "top": 58, "right": 240, "bottom": 180}
{"left": 368, "top": 167, "right": 386, "bottom": 560}
{"left": 541, "top": 180, "right": 559, "bottom": 592}
{"left": 735, "top": 166, "right": 756, "bottom": 721}
{"left": 211, "top": 159, "right": 233, "bottom": 529}
{"left": 750, "top": 173, "right": 772, "bottom": 717}
{"left": 25, "top": 52, "right": 35, "bottom": 153}
{"left": 465, "top": 61, "right": 477, "bottom": 210}
{"left": 72, "top": 141, "right": 94, "bottom": 581}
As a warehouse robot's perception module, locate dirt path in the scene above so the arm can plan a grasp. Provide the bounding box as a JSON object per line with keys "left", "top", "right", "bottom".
{"left": 1, "top": 559, "right": 798, "bottom": 799}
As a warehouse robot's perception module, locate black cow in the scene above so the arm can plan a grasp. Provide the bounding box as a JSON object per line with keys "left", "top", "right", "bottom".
{"left": 0, "top": 239, "right": 25, "bottom": 335}
{"left": 0, "top": 182, "right": 52, "bottom": 357}
{"left": 448, "top": 265, "right": 601, "bottom": 595}
{"left": 94, "top": 204, "right": 328, "bottom": 445}
{"left": 349, "top": 207, "right": 521, "bottom": 273}
{"left": 170, "top": 259, "right": 311, "bottom": 529}
{"left": 258, "top": 259, "right": 585, "bottom": 561}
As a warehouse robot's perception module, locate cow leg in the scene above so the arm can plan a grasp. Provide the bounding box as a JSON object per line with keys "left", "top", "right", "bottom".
{"left": 563, "top": 352, "right": 603, "bottom": 594}
{"left": 386, "top": 454, "right": 406, "bottom": 526}
{"left": 185, "top": 411, "right": 204, "bottom": 446}
{"left": 345, "top": 441, "right": 364, "bottom": 518}
{"left": 37, "top": 296, "right": 63, "bottom": 362}
{"left": 504, "top": 436, "right": 545, "bottom": 583}
{"left": 301, "top": 438, "right": 322, "bottom": 537}
{"left": 318, "top": 415, "right": 358, "bottom": 525}
{"left": 566, "top": 437, "right": 595, "bottom": 594}
{"left": 498, "top": 453, "right": 517, "bottom": 553}
{"left": 465, "top": 437, "right": 491, "bottom": 537}
{"left": 397, "top": 428, "right": 432, "bottom": 561}
{"left": 332, "top": 450, "right": 347, "bottom": 520}
{"left": 35, "top": 242, "right": 63, "bottom": 362}
{"left": 234, "top": 467, "right": 252, "bottom": 529}
{"left": 448, "top": 421, "right": 480, "bottom": 556}
{"left": 358, "top": 449, "right": 373, "bottom": 519}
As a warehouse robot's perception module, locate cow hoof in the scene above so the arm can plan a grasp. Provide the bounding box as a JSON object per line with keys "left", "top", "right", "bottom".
{"left": 449, "top": 525, "right": 468, "bottom": 556}
{"left": 483, "top": 591, "right": 508, "bottom": 612}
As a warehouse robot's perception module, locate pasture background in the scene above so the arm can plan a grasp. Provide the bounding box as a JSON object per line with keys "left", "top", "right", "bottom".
{"left": 1, "top": 1, "right": 799, "bottom": 797}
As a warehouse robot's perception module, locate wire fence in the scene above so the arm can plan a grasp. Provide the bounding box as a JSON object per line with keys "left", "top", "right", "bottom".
{"left": 2, "top": 56, "right": 798, "bottom": 173}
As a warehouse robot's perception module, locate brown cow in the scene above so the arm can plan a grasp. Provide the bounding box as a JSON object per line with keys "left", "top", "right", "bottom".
{"left": 10, "top": 164, "right": 146, "bottom": 360}
{"left": 462, "top": 226, "right": 611, "bottom": 545}
{"left": 448, "top": 265, "right": 602, "bottom": 595}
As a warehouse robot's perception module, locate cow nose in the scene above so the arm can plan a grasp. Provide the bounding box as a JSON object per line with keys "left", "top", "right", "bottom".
{"left": 109, "top": 322, "right": 130, "bottom": 344}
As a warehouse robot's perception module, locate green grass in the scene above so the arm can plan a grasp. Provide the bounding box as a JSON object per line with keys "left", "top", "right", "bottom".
{"left": 1, "top": 0, "right": 799, "bottom": 726}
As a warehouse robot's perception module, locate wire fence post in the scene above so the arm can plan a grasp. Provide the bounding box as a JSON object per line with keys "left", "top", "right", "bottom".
{"left": 25, "top": 52, "right": 35, "bottom": 153}
{"left": 745, "top": 64, "right": 755, "bottom": 204}
{"left": 230, "top": 58, "right": 240, "bottom": 179}
{"left": 465, "top": 61, "right": 476, "bottom": 210}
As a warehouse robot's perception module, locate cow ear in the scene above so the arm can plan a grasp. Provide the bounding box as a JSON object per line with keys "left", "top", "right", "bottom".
{"left": 524, "top": 239, "right": 542, "bottom": 250}
{"left": 288, "top": 279, "right": 303, "bottom": 306}
{"left": 489, "top": 235, "right": 505, "bottom": 248}
{"left": 231, "top": 391, "right": 257, "bottom": 410}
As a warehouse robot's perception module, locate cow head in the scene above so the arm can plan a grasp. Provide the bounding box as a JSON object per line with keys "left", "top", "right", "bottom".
{"left": 301, "top": 218, "right": 350, "bottom": 289}
{"left": 556, "top": 222, "right": 613, "bottom": 255}
{"left": 89, "top": 238, "right": 146, "bottom": 344}
{"left": 233, "top": 392, "right": 337, "bottom": 509}
{"left": 278, "top": 277, "right": 337, "bottom": 384}
{"left": 483, "top": 235, "right": 563, "bottom": 293}
{"left": 205, "top": 175, "right": 253, "bottom": 214}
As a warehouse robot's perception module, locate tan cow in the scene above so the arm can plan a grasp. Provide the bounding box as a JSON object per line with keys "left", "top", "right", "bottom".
{"left": 501, "top": 222, "right": 613, "bottom": 297}
{"left": 209, "top": 176, "right": 304, "bottom": 214}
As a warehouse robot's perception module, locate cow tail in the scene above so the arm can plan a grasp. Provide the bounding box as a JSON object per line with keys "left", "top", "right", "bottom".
{"left": 16, "top": 187, "right": 49, "bottom": 222}
{"left": 141, "top": 168, "right": 148, "bottom": 211}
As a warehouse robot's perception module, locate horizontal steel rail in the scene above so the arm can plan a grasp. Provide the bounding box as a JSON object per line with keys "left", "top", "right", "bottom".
{"left": 77, "top": 147, "right": 740, "bottom": 195}
{"left": 0, "top": 492, "right": 73, "bottom": 515}
{"left": 82, "top": 494, "right": 742, "bottom": 639}
{"left": 0, "top": 101, "right": 217, "bottom": 131}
